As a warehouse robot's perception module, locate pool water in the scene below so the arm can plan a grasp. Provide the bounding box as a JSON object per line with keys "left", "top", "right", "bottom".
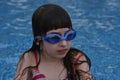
{"left": 0, "top": 0, "right": 120, "bottom": 80}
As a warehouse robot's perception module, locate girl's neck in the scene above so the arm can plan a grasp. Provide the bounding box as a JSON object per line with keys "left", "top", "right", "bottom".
{"left": 41, "top": 55, "right": 63, "bottom": 64}
{"left": 40, "top": 52, "right": 63, "bottom": 64}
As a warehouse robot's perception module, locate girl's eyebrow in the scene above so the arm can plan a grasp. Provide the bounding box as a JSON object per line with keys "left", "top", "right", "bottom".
{"left": 48, "top": 32, "right": 61, "bottom": 35}
{"left": 48, "top": 30, "right": 70, "bottom": 35}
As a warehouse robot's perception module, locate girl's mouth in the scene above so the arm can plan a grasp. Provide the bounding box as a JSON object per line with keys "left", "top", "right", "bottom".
{"left": 57, "top": 49, "right": 67, "bottom": 55}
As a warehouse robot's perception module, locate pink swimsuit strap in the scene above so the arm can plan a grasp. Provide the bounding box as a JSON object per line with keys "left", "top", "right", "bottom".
{"left": 34, "top": 51, "right": 38, "bottom": 65}
{"left": 34, "top": 51, "right": 39, "bottom": 70}
{"left": 75, "top": 53, "right": 83, "bottom": 64}
{"left": 74, "top": 53, "right": 83, "bottom": 72}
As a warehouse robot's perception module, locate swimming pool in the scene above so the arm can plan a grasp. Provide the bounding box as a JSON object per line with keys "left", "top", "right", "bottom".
{"left": 0, "top": 0, "right": 120, "bottom": 80}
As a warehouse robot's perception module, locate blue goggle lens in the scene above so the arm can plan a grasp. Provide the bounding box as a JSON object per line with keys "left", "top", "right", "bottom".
{"left": 44, "top": 30, "right": 76, "bottom": 44}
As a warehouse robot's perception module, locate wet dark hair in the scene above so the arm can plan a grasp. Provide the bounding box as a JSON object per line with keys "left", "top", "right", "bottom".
{"left": 32, "top": 4, "right": 72, "bottom": 37}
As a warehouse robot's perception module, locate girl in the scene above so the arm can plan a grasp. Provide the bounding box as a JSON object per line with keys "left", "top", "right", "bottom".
{"left": 14, "top": 4, "right": 93, "bottom": 80}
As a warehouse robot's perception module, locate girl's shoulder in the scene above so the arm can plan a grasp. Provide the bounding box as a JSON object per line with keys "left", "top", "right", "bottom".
{"left": 18, "top": 51, "right": 36, "bottom": 68}
{"left": 21, "top": 51, "right": 34, "bottom": 59}
{"left": 69, "top": 48, "right": 91, "bottom": 67}
{"left": 14, "top": 51, "right": 35, "bottom": 79}
{"left": 19, "top": 51, "right": 33, "bottom": 63}
{"left": 69, "top": 48, "right": 93, "bottom": 79}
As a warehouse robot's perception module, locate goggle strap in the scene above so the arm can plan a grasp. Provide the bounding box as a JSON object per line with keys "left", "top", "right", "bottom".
{"left": 34, "top": 36, "right": 42, "bottom": 41}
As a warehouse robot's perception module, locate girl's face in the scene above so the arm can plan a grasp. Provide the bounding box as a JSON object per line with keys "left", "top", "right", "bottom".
{"left": 42, "top": 28, "right": 72, "bottom": 60}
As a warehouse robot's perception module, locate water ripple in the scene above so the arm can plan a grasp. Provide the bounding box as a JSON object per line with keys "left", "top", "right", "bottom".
{"left": 0, "top": 43, "right": 13, "bottom": 49}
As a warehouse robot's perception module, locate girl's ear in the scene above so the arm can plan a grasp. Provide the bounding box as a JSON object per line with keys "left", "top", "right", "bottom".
{"left": 34, "top": 36, "right": 42, "bottom": 46}
{"left": 35, "top": 40, "right": 40, "bottom": 46}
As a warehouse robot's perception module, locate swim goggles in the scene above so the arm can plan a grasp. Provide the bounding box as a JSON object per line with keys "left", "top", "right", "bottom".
{"left": 44, "top": 30, "right": 76, "bottom": 44}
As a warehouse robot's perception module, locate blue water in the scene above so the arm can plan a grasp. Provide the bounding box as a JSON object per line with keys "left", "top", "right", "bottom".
{"left": 0, "top": 0, "right": 120, "bottom": 80}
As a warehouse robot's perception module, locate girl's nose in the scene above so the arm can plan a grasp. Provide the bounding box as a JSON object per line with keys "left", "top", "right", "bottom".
{"left": 59, "top": 40, "right": 67, "bottom": 47}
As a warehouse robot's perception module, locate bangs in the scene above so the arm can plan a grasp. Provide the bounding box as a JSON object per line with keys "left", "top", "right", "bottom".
{"left": 43, "top": 13, "right": 72, "bottom": 32}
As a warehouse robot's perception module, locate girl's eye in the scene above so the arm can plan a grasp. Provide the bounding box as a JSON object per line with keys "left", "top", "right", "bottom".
{"left": 66, "top": 33, "right": 74, "bottom": 40}
{"left": 49, "top": 36, "right": 60, "bottom": 41}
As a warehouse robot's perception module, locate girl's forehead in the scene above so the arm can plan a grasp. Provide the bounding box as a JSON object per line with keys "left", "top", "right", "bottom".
{"left": 46, "top": 28, "right": 70, "bottom": 34}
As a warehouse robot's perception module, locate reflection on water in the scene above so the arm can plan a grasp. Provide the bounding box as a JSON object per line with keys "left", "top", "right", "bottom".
{"left": 0, "top": 0, "right": 120, "bottom": 80}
